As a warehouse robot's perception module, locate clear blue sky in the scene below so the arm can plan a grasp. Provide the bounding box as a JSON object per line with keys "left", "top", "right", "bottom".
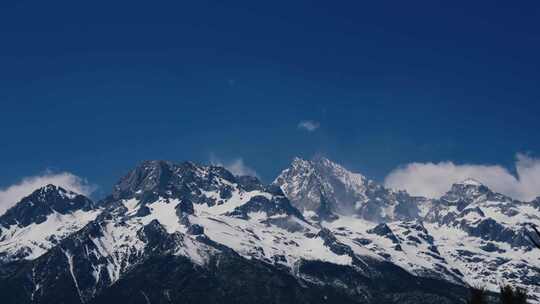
{"left": 1, "top": 1, "right": 539, "bottom": 196}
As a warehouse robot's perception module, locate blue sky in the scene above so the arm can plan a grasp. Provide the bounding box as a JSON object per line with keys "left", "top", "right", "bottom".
{"left": 1, "top": 1, "right": 539, "bottom": 200}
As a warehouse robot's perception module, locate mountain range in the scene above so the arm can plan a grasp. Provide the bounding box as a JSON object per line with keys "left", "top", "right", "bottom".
{"left": 0, "top": 157, "right": 539, "bottom": 304}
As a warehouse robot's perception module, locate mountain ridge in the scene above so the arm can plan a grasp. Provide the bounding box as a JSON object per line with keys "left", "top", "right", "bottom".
{"left": 0, "top": 158, "right": 538, "bottom": 303}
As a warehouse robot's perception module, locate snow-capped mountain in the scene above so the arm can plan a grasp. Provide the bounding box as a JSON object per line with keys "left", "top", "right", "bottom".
{"left": 274, "top": 156, "right": 424, "bottom": 221}
{"left": 0, "top": 184, "right": 101, "bottom": 264}
{"left": 0, "top": 158, "right": 538, "bottom": 304}
{"left": 276, "top": 157, "right": 540, "bottom": 301}
{"left": 423, "top": 179, "right": 540, "bottom": 295}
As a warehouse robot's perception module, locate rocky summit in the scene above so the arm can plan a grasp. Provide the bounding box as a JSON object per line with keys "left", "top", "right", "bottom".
{"left": 0, "top": 158, "right": 538, "bottom": 304}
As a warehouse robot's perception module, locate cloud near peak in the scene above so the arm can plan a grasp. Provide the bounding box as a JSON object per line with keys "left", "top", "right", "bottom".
{"left": 0, "top": 171, "right": 97, "bottom": 216}
{"left": 384, "top": 153, "right": 540, "bottom": 201}
{"left": 209, "top": 155, "right": 259, "bottom": 177}
{"left": 298, "top": 120, "right": 320, "bottom": 132}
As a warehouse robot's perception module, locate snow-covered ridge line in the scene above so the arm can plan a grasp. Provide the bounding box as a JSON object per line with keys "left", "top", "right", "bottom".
{"left": 276, "top": 156, "right": 540, "bottom": 302}
{"left": 1, "top": 158, "right": 539, "bottom": 303}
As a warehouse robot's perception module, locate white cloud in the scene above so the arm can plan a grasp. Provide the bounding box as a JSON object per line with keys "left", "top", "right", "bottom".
{"left": 224, "top": 159, "right": 259, "bottom": 177}
{"left": 0, "top": 171, "right": 96, "bottom": 216}
{"left": 209, "top": 155, "right": 259, "bottom": 177}
{"left": 384, "top": 153, "right": 540, "bottom": 201}
{"left": 298, "top": 120, "right": 320, "bottom": 132}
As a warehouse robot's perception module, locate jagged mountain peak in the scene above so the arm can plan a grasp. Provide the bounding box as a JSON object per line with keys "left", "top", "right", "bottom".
{"left": 288, "top": 156, "right": 319, "bottom": 174}
{"left": 291, "top": 155, "right": 308, "bottom": 164}
{"left": 112, "top": 160, "right": 239, "bottom": 201}
{"left": 40, "top": 183, "right": 63, "bottom": 192}
{"left": 0, "top": 184, "right": 96, "bottom": 228}
{"left": 108, "top": 160, "right": 295, "bottom": 227}
{"left": 275, "top": 156, "right": 422, "bottom": 222}
{"left": 456, "top": 178, "right": 484, "bottom": 187}
{"left": 440, "top": 179, "right": 495, "bottom": 208}
{"left": 34, "top": 183, "right": 79, "bottom": 199}
{"left": 446, "top": 178, "right": 492, "bottom": 197}
{"left": 0, "top": 185, "right": 101, "bottom": 263}
{"left": 289, "top": 155, "right": 367, "bottom": 181}
{"left": 279, "top": 156, "right": 367, "bottom": 186}
{"left": 449, "top": 178, "right": 489, "bottom": 192}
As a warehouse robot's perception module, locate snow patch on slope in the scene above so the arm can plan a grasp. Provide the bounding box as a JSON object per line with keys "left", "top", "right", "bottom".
{"left": 0, "top": 209, "right": 101, "bottom": 261}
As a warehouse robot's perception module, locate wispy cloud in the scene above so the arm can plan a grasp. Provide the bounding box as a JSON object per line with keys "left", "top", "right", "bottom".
{"left": 298, "top": 120, "right": 320, "bottom": 132}
{"left": 0, "top": 171, "right": 97, "bottom": 216}
{"left": 209, "top": 155, "right": 258, "bottom": 177}
{"left": 384, "top": 153, "right": 540, "bottom": 201}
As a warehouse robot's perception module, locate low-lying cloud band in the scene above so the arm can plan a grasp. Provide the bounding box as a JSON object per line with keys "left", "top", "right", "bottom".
{"left": 384, "top": 153, "right": 540, "bottom": 201}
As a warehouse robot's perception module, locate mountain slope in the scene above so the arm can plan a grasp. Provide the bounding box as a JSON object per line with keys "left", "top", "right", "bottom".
{"left": 2, "top": 158, "right": 539, "bottom": 303}
{"left": 276, "top": 157, "right": 540, "bottom": 301}
{"left": 274, "top": 156, "right": 424, "bottom": 222}
{"left": 89, "top": 254, "right": 467, "bottom": 304}
{"left": 0, "top": 160, "right": 470, "bottom": 304}
{"left": 425, "top": 179, "right": 540, "bottom": 296}
{"left": 0, "top": 185, "right": 101, "bottom": 264}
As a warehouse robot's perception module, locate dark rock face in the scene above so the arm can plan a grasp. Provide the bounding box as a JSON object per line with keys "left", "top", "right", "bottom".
{"left": 465, "top": 218, "right": 512, "bottom": 241}
{"left": 175, "top": 199, "right": 194, "bottom": 215}
{"left": 227, "top": 195, "right": 304, "bottom": 220}
{"left": 90, "top": 254, "right": 355, "bottom": 304}
{"left": 317, "top": 228, "right": 354, "bottom": 256}
{"left": 297, "top": 260, "right": 467, "bottom": 304}
{"left": 367, "top": 224, "right": 400, "bottom": 244}
{"left": 236, "top": 175, "right": 264, "bottom": 191}
{"left": 316, "top": 194, "right": 339, "bottom": 221}
{"left": 0, "top": 185, "right": 96, "bottom": 228}
{"left": 91, "top": 254, "right": 468, "bottom": 304}
{"left": 531, "top": 197, "right": 540, "bottom": 210}
{"left": 480, "top": 242, "right": 505, "bottom": 253}
{"left": 463, "top": 218, "right": 531, "bottom": 247}
{"left": 187, "top": 224, "right": 204, "bottom": 235}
